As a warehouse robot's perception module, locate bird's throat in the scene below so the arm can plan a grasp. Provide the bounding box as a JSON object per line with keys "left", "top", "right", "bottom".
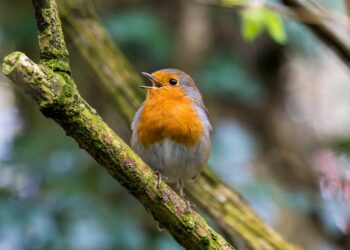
{"left": 137, "top": 88, "right": 204, "bottom": 147}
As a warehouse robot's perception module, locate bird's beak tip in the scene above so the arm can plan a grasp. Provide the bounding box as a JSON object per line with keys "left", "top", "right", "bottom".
{"left": 141, "top": 71, "right": 163, "bottom": 88}
{"left": 140, "top": 72, "right": 156, "bottom": 89}
{"left": 141, "top": 72, "right": 151, "bottom": 77}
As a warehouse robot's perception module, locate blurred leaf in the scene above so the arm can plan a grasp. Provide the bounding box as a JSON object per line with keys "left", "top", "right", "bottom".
{"left": 241, "top": 7, "right": 265, "bottom": 41}
{"left": 222, "top": 0, "right": 246, "bottom": 6}
{"left": 240, "top": 6, "right": 287, "bottom": 44}
{"left": 264, "top": 9, "right": 287, "bottom": 44}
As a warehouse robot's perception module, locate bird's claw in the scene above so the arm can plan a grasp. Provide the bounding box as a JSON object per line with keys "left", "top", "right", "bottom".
{"left": 189, "top": 174, "right": 199, "bottom": 182}
{"left": 155, "top": 171, "right": 161, "bottom": 189}
{"left": 179, "top": 180, "right": 185, "bottom": 197}
{"left": 155, "top": 171, "right": 168, "bottom": 189}
{"left": 185, "top": 200, "right": 196, "bottom": 212}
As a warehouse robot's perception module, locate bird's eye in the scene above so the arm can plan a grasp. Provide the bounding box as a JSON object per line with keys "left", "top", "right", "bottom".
{"left": 169, "top": 79, "right": 177, "bottom": 85}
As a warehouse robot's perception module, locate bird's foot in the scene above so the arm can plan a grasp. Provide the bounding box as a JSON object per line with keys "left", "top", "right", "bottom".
{"left": 155, "top": 171, "right": 161, "bottom": 189}
{"left": 185, "top": 200, "right": 196, "bottom": 212}
{"left": 154, "top": 171, "right": 167, "bottom": 189}
{"left": 178, "top": 180, "right": 195, "bottom": 212}
{"left": 179, "top": 180, "right": 185, "bottom": 197}
{"left": 189, "top": 174, "right": 199, "bottom": 182}
{"left": 182, "top": 193, "right": 196, "bottom": 212}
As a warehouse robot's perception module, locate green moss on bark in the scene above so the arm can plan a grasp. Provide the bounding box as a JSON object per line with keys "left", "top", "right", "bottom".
{"left": 2, "top": 51, "right": 234, "bottom": 250}
{"left": 32, "top": 0, "right": 71, "bottom": 73}
{"left": 57, "top": 0, "right": 143, "bottom": 124}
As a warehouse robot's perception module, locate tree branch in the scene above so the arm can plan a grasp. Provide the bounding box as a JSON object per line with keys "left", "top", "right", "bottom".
{"left": 57, "top": 0, "right": 143, "bottom": 125}
{"left": 196, "top": 0, "right": 350, "bottom": 67}
{"left": 1, "top": 1, "right": 235, "bottom": 249}
{"left": 195, "top": 0, "right": 332, "bottom": 25}
{"left": 32, "top": 0, "right": 70, "bottom": 73}
{"left": 281, "top": 0, "right": 350, "bottom": 67}
{"left": 3, "top": 52, "right": 233, "bottom": 249}
{"left": 57, "top": 1, "right": 301, "bottom": 249}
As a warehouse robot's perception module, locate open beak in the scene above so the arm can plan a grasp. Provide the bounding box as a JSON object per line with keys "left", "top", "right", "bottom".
{"left": 140, "top": 72, "right": 163, "bottom": 89}
{"left": 139, "top": 85, "right": 156, "bottom": 89}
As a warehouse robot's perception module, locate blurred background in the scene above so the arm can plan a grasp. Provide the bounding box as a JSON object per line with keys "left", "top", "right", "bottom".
{"left": 1, "top": 0, "right": 350, "bottom": 249}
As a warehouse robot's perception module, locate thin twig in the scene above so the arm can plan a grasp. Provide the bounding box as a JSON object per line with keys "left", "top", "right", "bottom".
{"left": 194, "top": 0, "right": 349, "bottom": 25}
{"left": 195, "top": 0, "right": 350, "bottom": 67}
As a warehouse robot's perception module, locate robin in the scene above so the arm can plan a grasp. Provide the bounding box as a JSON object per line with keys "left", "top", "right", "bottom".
{"left": 131, "top": 68, "right": 211, "bottom": 196}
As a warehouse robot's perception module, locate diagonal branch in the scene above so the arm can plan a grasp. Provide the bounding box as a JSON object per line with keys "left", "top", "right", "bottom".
{"left": 1, "top": 0, "right": 235, "bottom": 249}
{"left": 57, "top": 1, "right": 301, "bottom": 249}
{"left": 2, "top": 52, "right": 233, "bottom": 250}
{"left": 57, "top": 0, "right": 143, "bottom": 125}
{"left": 281, "top": 0, "right": 350, "bottom": 67}
{"left": 197, "top": 0, "right": 350, "bottom": 67}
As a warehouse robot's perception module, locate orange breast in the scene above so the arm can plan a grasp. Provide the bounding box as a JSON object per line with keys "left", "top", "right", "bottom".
{"left": 136, "top": 87, "right": 204, "bottom": 147}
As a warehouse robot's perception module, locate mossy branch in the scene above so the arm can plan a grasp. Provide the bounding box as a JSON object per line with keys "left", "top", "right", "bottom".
{"left": 57, "top": 1, "right": 301, "bottom": 249}
{"left": 58, "top": 0, "right": 143, "bottom": 124}
{"left": 32, "top": 0, "right": 70, "bottom": 73}
{"left": 2, "top": 52, "right": 233, "bottom": 250}
{"left": 1, "top": 1, "right": 235, "bottom": 249}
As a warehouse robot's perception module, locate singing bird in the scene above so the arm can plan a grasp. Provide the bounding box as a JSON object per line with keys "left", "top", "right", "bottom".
{"left": 131, "top": 69, "right": 211, "bottom": 196}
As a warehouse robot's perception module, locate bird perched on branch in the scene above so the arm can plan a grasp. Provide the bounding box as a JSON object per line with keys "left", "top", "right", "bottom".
{"left": 131, "top": 69, "right": 211, "bottom": 196}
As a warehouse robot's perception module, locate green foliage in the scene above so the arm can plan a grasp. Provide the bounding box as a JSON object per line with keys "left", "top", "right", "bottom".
{"left": 263, "top": 8, "right": 287, "bottom": 44}
{"left": 241, "top": 7, "right": 265, "bottom": 41}
{"left": 222, "top": 0, "right": 287, "bottom": 44}
{"left": 241, "top": 6, "right": 287, "bottom": 44}
{"left": 222, "top": 0, "right": 245, "bottom": 5}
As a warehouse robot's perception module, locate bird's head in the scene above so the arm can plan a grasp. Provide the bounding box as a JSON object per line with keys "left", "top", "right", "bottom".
{"left": 140, "top": 68, "right": 202, "bottom": 102}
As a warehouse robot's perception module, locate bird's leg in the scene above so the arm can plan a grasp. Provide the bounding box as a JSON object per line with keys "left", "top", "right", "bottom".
{"left": 178, "top": 180, "right": 195, "bottom": 211}
{"left": 179, "top": 179, "right": 185, "bottom": 197}
{"left": 155, "top": 170, "right": 162, "bottom": 189}
{"left": 154, "top": 170, "right": 168, "bottom": 189}
{"left": 189, "top": 174, "right": 199, "bottom": 182}
{"left": 154, "top": 172, "right": 166, "bottom": 231}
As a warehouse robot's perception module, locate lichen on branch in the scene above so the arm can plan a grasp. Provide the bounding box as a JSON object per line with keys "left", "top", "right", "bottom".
{"left": 2, "top": 49, "right": 234, "bottom": 250}
{"left": 32, "top": 0, "right": 71, "bottom": 73}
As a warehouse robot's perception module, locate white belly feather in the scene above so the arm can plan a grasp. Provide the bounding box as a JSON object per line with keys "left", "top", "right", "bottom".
{"left": 131, "top": 136, "right": 210, "bottom": 183}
